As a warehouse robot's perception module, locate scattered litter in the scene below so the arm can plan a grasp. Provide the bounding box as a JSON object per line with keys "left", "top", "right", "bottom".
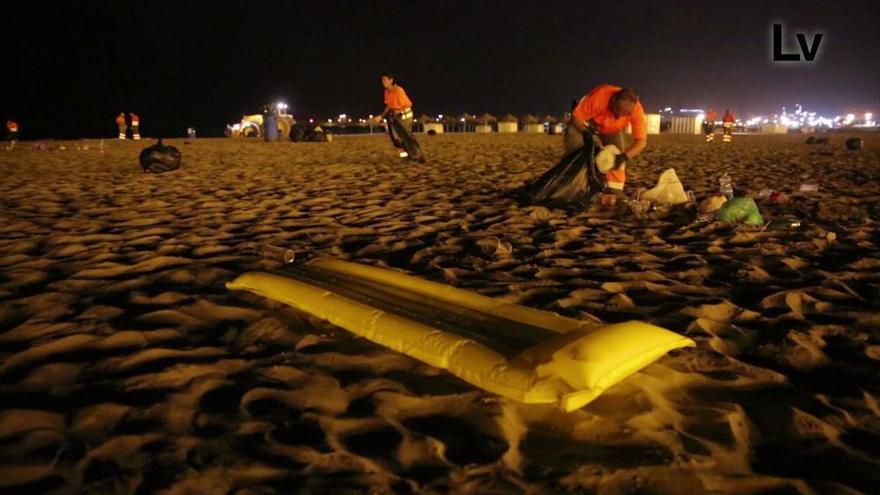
{"left": 139, "top": 139, "right": 181, "bottom": 174}
{"left": 799, "top": 183, "right": 819, "bottom": 193}
{"left": 640, "top": 168, "right": 689, "bottom": 206}
{"left": 717, "top": 197, "right": 764, "bottom": 226}
{"left": 845, "top": 137, "right": 863, "bottom": 150}
{"left": 477, "top": 236, "right": 512, "bottom": 257}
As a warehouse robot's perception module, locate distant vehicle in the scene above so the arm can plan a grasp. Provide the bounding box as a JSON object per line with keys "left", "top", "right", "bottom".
{"left": 226, "top": 102, "right": 295, "bottom": 139}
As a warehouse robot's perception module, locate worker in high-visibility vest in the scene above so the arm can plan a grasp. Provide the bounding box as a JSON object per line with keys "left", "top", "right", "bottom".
{"left": 722, "top": 109, "right": 735, "bottom": 143}
{"left": 565, "top": 84, "right": 648, "bottom": 195}
{"left": 372, "top": 72, "right": 424, "bottom": 162}
{"left": 129, "top": 113, "right": 141, "bottom": 140}
{"left": 6, "top": 120, "right": 18, "bottom": 141}
{"left": 116, "top": 113, "right": 127, "bottom": 139}
{"left": 703, "top": 109, "right": 717, "bottom": 142}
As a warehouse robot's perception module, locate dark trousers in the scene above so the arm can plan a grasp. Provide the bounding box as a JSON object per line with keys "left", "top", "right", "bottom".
{"left": 387, "top": 117, "right": 413, "bottom": 150}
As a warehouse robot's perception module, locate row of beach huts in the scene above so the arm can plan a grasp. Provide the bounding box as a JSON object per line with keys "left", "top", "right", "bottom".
{"left": 410, "top": 113, "right": 673, "bottom": 134}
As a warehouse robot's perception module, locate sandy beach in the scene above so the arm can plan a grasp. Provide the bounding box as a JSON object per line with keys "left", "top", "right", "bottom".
{"left": 1, "top": 132, "right": 878, "bottom": 494}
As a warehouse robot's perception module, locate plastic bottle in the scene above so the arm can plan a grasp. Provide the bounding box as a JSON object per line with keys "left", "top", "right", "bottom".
{"left": 254, "top": 244, "right": 296, "bottom": 263}
{"left": 719, "top": 173, "right": 734, "bottom": 200}
{"left": 766, "top": 218, "right": 802, "bottom": 230}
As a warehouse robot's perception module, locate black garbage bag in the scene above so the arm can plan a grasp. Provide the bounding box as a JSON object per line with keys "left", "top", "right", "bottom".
{"left": 291, "top": 123, "right": 329, "bottom": 142}
{"left": 139, "top": 139, "right": 181, "bottom": 173}
{"left": 516, "top": 132, "right": 605, "bottom": 207}
{"left": 388, "top": 114, "right": 425, "bottom": 162}
{"left": 846, "top": 137, "right": 863, "bottom": 150}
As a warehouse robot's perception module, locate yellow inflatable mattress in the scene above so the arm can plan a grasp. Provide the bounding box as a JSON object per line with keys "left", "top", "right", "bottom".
{"left": 227, "top": 258, "right": 695, "bottom": 411}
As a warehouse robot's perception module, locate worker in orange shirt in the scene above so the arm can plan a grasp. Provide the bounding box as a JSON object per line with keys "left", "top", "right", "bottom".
{"left": 6, "top": 119, "right": 18, "bottom": 146}
{"left": 130, "top": 112, "right": 141, "bottom": 140}
{"left": 373, "top": 72, "right": 424, "bottom": 162}
{"left": 703, "top": 109, "right": 717, "bottom": 142}
{"left": 116, "top": 112, "right": 127, "bottom": 139}
{"left": 565, "top": 85, "right": 648, "bottom": 194}
{"left": 722, "top": 109, "right": 735, "bottom": 143}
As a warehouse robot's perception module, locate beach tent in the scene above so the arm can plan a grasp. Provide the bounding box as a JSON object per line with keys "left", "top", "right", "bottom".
{"left": 670, "top": 116, "right": 703, "bottom": 134}
{"left": 441, "top": 114, "right": 459, "bottom": 132}
{"left": 544, "top": 114, "right": 564, "bottom": 134}
{"left": 645, "top": 113, "right": 661, "bottom": 135}
{"left": 498, "top": 114, "right": 518, "bottom": 133}
{"left": 475, "top": 113, "right": 497, "bottom": 133}
{"left": 416, "top": 115, "right": 443, "bottom": 134}
{"left": 521, "top": 114, "right": 544, "bottom": 133}
{"left": 760, "top": 123, "right": 787, "bottom": 134}
{"left": 458, "top": 113, "right": 476, "bottom": 133}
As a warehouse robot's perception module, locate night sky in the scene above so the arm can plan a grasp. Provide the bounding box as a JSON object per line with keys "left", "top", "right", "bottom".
{"left": 5, "top": 0, "right": 879, "bottom": 138}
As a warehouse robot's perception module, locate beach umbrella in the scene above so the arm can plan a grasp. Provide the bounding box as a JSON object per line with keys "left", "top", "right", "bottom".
{"left": 475, "top": 113, "right": 497, "bottom": 125}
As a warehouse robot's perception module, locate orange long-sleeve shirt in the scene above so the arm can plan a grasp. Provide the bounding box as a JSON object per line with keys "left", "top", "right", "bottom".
{"left": 572, "top": 84, "right": 647, "bottom": 139}
{"left": 384, "top": 85, "right": 412, "bottom": 111}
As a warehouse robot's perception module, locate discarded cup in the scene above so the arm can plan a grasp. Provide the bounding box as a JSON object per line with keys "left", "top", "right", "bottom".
{"left": 530, "top": 206, "right": 551, "bottom": 222}
{"left": 254, "top": 244, "right": 296, "bottom": 263}
{"left": 799, "top": 183, "right": 819, "bottom": 193}
{"left": 686, "top": 190, "right": 696, "bottom": 204}
{"left": 477, "top": 236, "right": 512, "bottom": 257}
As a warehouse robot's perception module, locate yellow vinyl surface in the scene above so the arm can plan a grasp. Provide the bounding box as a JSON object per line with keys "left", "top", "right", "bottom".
{"left": 227, "top": 259, "right": 695, "bottom": 411}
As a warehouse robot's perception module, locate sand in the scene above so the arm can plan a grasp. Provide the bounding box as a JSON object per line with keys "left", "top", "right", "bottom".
{"left": 1, "top": 133, "right": 878, "bottom": 494}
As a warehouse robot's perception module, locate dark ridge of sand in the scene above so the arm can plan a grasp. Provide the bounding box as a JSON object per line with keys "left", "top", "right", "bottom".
{"left": 1, "top": 133, "right": 879, "bottom": 494}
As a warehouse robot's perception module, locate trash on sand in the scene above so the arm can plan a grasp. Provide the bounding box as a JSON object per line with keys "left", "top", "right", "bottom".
{"left": 478, "top": 237, "right": 512, "bottom": 257}
{"left": 716, "top": 197, "right": 764, "bottom": 226}
{"left": 799, "top": 183, "right": 819, "bottom": 193}
{"left": 640, "top": 168, "right": 689, "bottom": 206}
{"left": 765, "top": 218, "right": 802, "bottom": 231}
{"left": 139, "top": 139, "right": 181, "bottom": 173}
{"left": 529, "top": 206, "right": 551, "bottom": 222}
{"left": 845, "top": 138, "right": 863, "bottom": 150}
{"left": 759, "top": 188, "right": 791, "bottom": 204}
{"left": 699, "top": 195, "right": 728, "bottom": 214}
{"left": 253, "top": 244, "right": 296, "bottom": 263}
{"left": 718, "top": 172, "right": 734, "bottom": 200}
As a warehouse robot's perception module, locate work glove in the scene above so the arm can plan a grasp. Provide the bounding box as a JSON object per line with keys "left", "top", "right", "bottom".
{"left": 614, "top": 152, "right": 628, "bottom": 169}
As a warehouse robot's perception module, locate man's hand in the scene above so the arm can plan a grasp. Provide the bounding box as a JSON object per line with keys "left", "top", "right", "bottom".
{"left": 614, "top": 152, "right": 628, "bottom": 169}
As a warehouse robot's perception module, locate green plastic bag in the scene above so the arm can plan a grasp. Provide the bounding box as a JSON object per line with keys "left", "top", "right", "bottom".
{"left": 716, "top": 197, "right": 764, "bottom": 226}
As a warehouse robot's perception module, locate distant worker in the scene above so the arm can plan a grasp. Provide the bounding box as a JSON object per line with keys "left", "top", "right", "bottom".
{"left": 722, "top": 109, "right": 735, "bottom": 143}
{"left": 6, "top": 119, "right": 18, "bottom": 146}
{"left": 565, "top": 84, "right": 647, "bottom": 194}
{"left": 703, "top": 109, "right": 717, "bottom": 143}
{"left": 116, "top": 112, "right": 127, "bottom": 139}
{"left": 130, "top": 112, "right": 141, "bottom": 140}
{"left": 372, "top": 72, "right": 425, "bottom": 162}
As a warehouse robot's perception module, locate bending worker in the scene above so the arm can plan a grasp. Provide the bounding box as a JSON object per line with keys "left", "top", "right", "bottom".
{"left": 564, "top": 84, "right": 647, "bottom": 193}
{"left": 373, "top": 72, "right": 424, "bottom": 162}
